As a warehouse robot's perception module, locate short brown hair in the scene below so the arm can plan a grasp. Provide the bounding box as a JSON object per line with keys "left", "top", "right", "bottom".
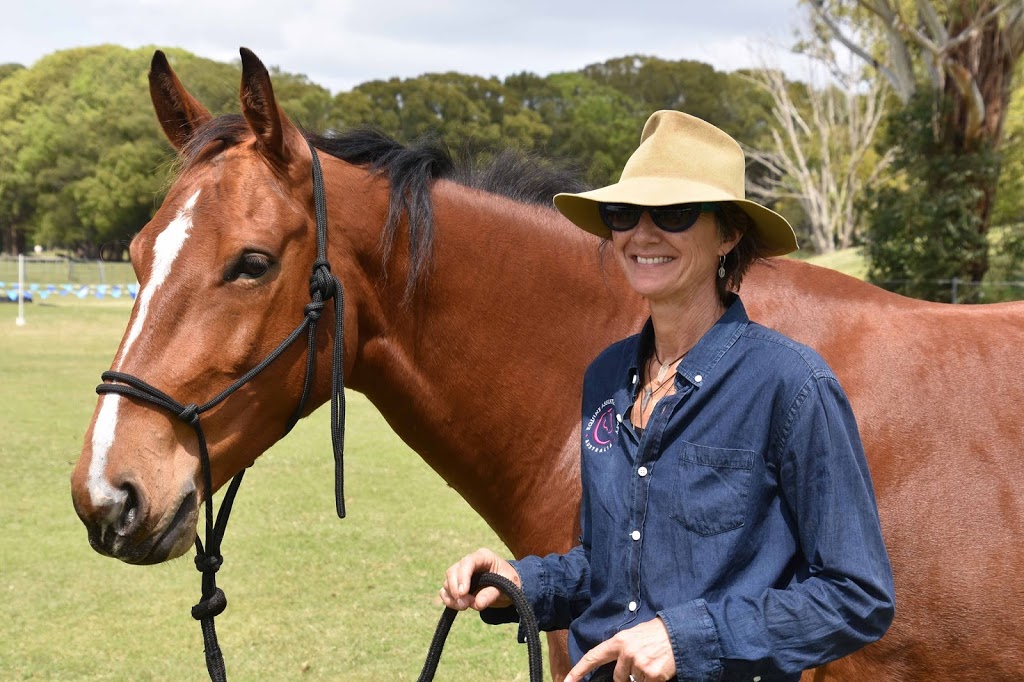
{"left": 715, "top": 203, "right": 769, "bottom": 306}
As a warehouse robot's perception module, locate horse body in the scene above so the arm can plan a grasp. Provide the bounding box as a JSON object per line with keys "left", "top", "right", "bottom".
{"left": 70, "top": 50, "right": 1023, "bottom": 680}
{"left": 742, "top": 268, "right": 1024, "bottom": 679}
{"left": 347, "top": 179, "right": 645, "bottom": 558}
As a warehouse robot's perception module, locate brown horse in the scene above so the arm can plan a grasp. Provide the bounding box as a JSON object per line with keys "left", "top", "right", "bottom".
{"left": 70, "top": 49, "right": 1024, "bottom": 680}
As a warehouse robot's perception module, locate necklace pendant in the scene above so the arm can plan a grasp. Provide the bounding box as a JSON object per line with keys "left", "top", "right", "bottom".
{"left": 656, "top": 363, "right": 669, "bottom": 383}
{"left": 641, "top": 387, "right": 652, "bottom": 412}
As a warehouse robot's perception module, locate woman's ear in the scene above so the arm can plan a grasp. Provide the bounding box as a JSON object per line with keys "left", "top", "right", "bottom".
{"left": 719, "top": 230, "right": 743, "bottom": 257}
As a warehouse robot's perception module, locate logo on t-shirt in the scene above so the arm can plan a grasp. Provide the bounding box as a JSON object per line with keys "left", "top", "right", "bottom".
{"left": 584, "top": 399, "right": 619, "bottom": 453}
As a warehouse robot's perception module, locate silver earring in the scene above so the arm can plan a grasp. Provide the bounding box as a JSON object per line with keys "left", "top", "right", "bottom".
{"left": 718, "top": 255, "right": 726, "bottom": 279}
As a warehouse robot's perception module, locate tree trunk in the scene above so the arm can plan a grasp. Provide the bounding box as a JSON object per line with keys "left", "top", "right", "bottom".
{"left": 812, "top": 0, "right": 1024, "bottom": 285}
{"left": 945, "top": 13, "right": 1018, "bottom": 284}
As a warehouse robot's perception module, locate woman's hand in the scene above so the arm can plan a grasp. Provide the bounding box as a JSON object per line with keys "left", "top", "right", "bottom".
{"left": 565, "top": 617, "right": 676, "bottom": 682}
{"left": 439, "top": 547, "right": 521, "bottom": 611}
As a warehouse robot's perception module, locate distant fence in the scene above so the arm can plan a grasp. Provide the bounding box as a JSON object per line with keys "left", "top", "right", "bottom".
{"left": 0, "top": 257, "right": 137, "bottom": 286}
{"left": 2, "top": 257, "right": 1021, "bottom": 304}
{"left": 0, "top": 257, "right": 137, "bottom": 303}
{"left": 875, "top": 278, "right": 1024, "bottom": 303}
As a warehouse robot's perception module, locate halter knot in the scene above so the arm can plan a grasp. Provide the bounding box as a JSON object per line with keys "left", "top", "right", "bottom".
{"left": 309, "top": 261, "right": 336, "bottom": 299}
{"left": 191, "top": 587, "right": 228, "bottom": 621}
{"left": 304, "top": 301, "right": 325, "bottom": 321}
{"left": 178, "top": 403, "right": 200, "bottom": 425}
{"left": 194, "top": 553, "right": 223, "bottom": 574}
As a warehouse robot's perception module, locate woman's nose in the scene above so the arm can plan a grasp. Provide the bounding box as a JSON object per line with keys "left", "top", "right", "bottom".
{"left": 631, "top": 215, "right": 661, "bottom": 240}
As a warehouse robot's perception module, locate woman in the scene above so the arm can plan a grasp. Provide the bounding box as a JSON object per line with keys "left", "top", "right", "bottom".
{"left": 440, "top": 111, "right": 895, "bottom": 682}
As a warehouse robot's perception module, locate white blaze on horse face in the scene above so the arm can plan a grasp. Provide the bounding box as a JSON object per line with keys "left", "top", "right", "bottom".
{"left": 87, "top": 189, "right": 201, "bottom": 510}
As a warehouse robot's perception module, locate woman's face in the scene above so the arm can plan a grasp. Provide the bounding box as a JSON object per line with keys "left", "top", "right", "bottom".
{"left": 610, "top": 210, "right": 735, "bottom": 305}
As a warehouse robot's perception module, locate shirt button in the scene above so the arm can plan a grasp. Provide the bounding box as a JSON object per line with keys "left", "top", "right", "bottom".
{"left": 616, "top": 413, "right": 622, "bottom": 423}
{"left": 753, "top": 677, "right": 761, "bottom": 682}
{"left": 632, "top": 374, "right": 638, "bottom": 385}
{"left": 630, "top": 530, "right": 641, "bottom": 541}
{"left": 628, "top": 601, "right": 638, "bottom": 612}
{"left": 694, "top": 374, "right": 703, "bottom": 383}
{"left": 637, "top": 466, "right": 648, "bottom": 477}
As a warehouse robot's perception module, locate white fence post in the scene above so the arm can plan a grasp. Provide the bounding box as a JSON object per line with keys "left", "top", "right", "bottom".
{"left": 15, "top": 253, "right": 26, "bottom": 326}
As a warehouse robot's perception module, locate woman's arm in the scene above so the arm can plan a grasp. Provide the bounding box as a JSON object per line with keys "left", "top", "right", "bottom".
{"left": 658, "top": 374, "right": 895, "bottom": 679}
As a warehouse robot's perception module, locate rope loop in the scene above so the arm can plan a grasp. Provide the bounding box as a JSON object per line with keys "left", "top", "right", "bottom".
{"left": 304, "top": 301, "right": 325, "bottom": 321}
{"left": 179, "top": 403, "right": 200, "bottom": 425}
{"left": 194, "top": 553, "right": 223, "bottom": 574}
{"left": 191, "top": 588, "right": 228, "bottom": 621}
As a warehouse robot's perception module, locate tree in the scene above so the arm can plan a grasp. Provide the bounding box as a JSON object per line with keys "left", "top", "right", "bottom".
{"left": 809, "top": 0, "right": 1024, "bottom": 282}
{"left": 744, "top": 59, "right": 893, "bottom": 252}
{"left": 580, "top": 55, "right": 771, "bottom": 142}
{"left": 993, "top": 58, "right": 1024, "bottom": 227}
{"left": 507, "top": 71, "right": 644, "bottom": 186}
{"left": 864, "top": 91, "right": 999, "bottom": 301}
{"left": 0, "top": 46, "right": 331, "bottom": 255}
{"left": 0, "top": 63, "right": 23, "bottom": 83}
{"left": 332, "top": 72, "right": 550, "bottom": 153}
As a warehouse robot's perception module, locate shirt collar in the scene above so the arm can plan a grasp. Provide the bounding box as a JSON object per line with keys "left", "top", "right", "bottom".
{"left": 627, "top": 295, "right": 750, "bottom": 391}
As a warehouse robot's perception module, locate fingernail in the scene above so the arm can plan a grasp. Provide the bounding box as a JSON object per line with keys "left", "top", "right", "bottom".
{"left": 458, "top": 583, "right": 465, "bottom": 592}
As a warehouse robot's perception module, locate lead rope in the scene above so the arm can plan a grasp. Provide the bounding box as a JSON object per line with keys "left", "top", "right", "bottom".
{"left": 417, "top": 573, "right": 544, "bottom": 682}
{"left": 95, "top": 141, "right": 346, "bottom": 681}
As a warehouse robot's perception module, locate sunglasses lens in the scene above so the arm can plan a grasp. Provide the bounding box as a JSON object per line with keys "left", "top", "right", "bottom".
{"left": 600, "top": 204, "right": 642, "bottom": 231}
{"left": 650, "top": 204, "right": 703, "bottom": 232}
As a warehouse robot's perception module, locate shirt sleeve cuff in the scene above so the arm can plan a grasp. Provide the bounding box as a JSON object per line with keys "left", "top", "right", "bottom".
{"left": 478, "top": 557, "right": 545, "bottom": 643}
{"left": 658, "top": 599, "right": 724, "bottom": 682}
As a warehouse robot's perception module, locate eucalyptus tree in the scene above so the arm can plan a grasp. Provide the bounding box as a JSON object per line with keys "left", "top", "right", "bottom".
{"left": 809, "top": 0, "right": 1024, "bottom": 283}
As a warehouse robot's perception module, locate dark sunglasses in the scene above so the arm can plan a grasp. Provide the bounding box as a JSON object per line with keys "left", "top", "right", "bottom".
{"left": 598, "top": 202, "right": 718, "bottom": 233}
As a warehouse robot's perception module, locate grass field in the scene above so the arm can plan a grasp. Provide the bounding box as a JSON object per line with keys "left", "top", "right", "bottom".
{"left": 0, "top": 300, "right": 542, "bottom": 680}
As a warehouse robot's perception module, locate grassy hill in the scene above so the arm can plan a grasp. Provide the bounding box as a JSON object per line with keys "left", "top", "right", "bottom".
{"left": 796, "top": 247, "right": 868, "bottom": 280}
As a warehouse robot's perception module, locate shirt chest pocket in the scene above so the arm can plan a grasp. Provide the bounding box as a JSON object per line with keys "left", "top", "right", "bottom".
{"left": 671, "top": 442, "right": 755, "bottom": 537}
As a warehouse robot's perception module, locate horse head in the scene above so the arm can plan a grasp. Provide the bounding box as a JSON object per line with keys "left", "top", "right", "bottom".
{"left": 70, "top": 49, "right": 368, "bottom": 564}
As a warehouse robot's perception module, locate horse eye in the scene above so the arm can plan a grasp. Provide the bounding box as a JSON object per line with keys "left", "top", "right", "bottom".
{"left": 229, "top": 253, "right": 273, "bottom": 281}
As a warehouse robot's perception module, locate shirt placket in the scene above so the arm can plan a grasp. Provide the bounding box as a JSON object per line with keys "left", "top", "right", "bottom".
{"left": 619, "top": 379, "right": 688, "bottom": 630}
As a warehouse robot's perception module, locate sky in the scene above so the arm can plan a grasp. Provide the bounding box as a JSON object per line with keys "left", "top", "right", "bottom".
{"left": 1, "top": 0, "right": 811, "bottom": 93}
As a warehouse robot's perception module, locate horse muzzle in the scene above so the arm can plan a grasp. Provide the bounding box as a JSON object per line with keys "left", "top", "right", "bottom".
{"left": 73, "top": 480, "right": 198, "bottom": 565}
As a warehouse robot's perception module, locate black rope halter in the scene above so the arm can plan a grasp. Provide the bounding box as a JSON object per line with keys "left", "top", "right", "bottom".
{"left": 96, "top": 140, "right": 346, "bottom": 682}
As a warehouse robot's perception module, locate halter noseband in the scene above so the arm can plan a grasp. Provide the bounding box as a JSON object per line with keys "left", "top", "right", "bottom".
{"left": 95, "top": 140, "right": 346, "bottom": 681}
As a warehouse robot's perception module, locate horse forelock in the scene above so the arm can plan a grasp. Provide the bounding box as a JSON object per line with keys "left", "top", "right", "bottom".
{"left": 174, "top": 115, "right": 586, "bottom": 296}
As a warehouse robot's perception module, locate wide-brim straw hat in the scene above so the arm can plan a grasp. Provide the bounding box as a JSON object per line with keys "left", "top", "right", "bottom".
{"left": 554, "top": 110, "right": 798, "bottom": 256}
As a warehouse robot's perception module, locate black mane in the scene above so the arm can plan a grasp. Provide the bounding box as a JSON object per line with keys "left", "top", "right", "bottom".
{"left": 180, "top": 114, "right": 587, "bottom": 294}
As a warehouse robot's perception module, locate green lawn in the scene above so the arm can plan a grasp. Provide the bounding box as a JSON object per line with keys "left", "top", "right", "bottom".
{"left": 0, "top": 300, "right": 540, "bottom": 680}
{"left": 797, "top": 247, "right": 869, "bottom": 280}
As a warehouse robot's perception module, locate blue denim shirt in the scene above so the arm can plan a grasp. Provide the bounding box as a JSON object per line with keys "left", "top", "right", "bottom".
{"left": 493, "top": 297, "right": 894, "bottom": 681}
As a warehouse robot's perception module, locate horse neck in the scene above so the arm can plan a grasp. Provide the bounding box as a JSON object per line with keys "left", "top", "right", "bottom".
{"left": 334, "top": 176, "right": 645, "bottom": 557}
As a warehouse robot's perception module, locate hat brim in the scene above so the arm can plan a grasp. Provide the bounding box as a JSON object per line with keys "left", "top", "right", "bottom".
{"left": 554, "top": 177, "right": 798, "bottom": 257}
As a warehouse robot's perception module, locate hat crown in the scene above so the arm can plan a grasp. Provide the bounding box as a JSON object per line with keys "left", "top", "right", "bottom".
{"left": 551, "top": 109, "right": 798, "bottom": 256}
{"left": 620, "top": 110, "right": 746, "bottom": 200}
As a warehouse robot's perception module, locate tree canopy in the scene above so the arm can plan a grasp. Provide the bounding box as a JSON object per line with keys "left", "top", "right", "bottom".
{"left": 2, "top": 39, "right": 1021, "bottom": 303}
{"left": 0, "top": 47, "right": 776, "bottom": 256}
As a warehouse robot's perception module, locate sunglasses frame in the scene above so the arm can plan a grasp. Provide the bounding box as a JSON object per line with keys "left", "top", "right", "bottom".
{"left": 598, "top": 202, "right": 718, "bottom": 233}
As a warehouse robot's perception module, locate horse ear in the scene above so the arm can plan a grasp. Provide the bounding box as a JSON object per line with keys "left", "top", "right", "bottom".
{"left": 239, "top": 48, "right": 303, "bottom": 168}
{"left": 148, "top": 50, "right": 213, "bottom": 152}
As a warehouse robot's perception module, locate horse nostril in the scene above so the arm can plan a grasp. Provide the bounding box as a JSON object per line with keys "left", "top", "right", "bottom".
{"left": 114, "top": 483, "right": 140, "bottom": 536}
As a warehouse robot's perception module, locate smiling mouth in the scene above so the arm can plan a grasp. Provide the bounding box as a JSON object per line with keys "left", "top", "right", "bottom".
{"left": 635, "top": 256, "right": 673, "bottom": 264}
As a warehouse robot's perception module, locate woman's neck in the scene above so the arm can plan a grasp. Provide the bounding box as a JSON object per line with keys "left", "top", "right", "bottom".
{"left": 647, "top": 288, "right": 728, "bottom": 361}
